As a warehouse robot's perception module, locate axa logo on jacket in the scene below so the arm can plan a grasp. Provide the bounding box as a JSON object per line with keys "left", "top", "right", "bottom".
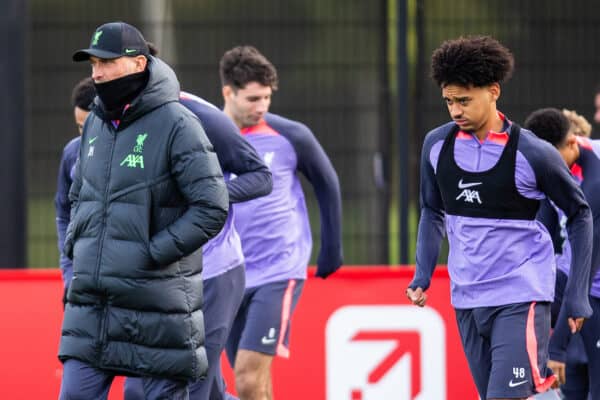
{"left": 120, "top": 132, "right": 148, "bottom": 169}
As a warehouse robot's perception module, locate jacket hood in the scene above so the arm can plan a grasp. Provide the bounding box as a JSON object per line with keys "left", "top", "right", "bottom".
{"left": 93, "top": 56, "right": 180, "bottom": 126}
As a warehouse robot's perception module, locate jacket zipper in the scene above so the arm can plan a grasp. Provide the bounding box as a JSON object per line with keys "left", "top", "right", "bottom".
{"left": 475, "top": 136, "right": 482, "bottom": 170}
{"left": 94, "top": 127, "right": 117, "bottom": 352}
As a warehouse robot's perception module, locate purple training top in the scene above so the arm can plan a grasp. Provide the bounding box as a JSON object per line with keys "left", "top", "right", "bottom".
{"left": 234, "top": 113, "right": 343, "bottom": 288}
{"left": 411, "top": 113, "right": 593, "bottom": 319}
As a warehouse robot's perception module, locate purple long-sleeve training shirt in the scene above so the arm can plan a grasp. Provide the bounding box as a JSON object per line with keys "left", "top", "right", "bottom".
{"left": 410, "top": 113, "right": 592, "bottom": 320}
{"left": 233, "top": 113, "right": 343, "bottom": 288}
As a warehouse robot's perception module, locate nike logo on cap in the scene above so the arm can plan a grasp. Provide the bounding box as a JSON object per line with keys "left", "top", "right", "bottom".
{"left": 124, "top": 48, "right": 137, "bottom": 54}
{"left": 508, "top": 379, "right": 528, "bottom": 388}
{"left": 458, "top": 178, "right": 482, "bottom": 189}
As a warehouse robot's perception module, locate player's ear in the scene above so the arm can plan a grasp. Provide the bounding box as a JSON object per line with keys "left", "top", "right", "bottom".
{"left": 488, "top": 83, "right": 500, "bottom": 101}
{"left": 567, "top": 133, "right": 579, "bottom": 150}
{"left": 567, "top": 132, "right": 578, "bottom": 148}
{"left": 222, "top": 85, "right": 233, "bottom": 101}
{"left": 134, "top": 55, "right": 147, "bottom": 72}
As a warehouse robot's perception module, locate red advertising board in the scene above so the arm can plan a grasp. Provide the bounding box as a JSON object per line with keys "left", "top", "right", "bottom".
{"left": 0, "top": 267, "right": 478, "bottom": 399}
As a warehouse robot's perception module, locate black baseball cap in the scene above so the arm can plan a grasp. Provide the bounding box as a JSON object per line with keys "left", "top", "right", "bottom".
{"left": 73, "top": 22, "right": 149, "bottom": 62}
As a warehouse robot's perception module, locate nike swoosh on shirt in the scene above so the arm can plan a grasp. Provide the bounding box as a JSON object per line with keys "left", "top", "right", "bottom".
{"left": 89, "top": 136, "right": 98, "bottom": 144}
{"left": 458, "top": 178, "right": 483, "bottom": 189}
{"left": 508, "top": 379, "right": 528, "bottom": 388}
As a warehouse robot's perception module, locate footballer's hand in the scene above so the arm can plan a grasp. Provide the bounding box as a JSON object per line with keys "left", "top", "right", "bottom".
{"left": 568, "top": 317, "right": 585, "bottom": 333}
{"left": 547, "top": 359, "right": 565, "bottom": 386}
{"left": 406, "top": 287, "right": 427, "bottom": 307}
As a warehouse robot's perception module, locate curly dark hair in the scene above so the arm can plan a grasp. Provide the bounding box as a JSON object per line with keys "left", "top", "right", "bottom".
{"left": 71, "top": 77, "right": 96, "bottom": 111}
{"left": 219, "top": 45, "right": 278, "bottom": 91}
{"left": 431, "top": 36, "right": 514, "bottom": 88}
{"left": 524, "top": 107, "right": 570, "bottom": 148}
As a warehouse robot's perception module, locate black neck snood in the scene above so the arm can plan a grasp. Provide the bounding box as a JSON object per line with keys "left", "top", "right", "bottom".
{"left": 94, "top": 69, "right": 149, "bottom": 120}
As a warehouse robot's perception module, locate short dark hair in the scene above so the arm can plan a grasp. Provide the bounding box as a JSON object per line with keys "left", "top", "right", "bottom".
{"left": 431, "top": 35, "right": 514, "bottom": 88}
{"left": 71, "top": 77, "right": 96, "bottom": 110}
{"left": 524, "top": 108, "right": 571, "bottom": 148}
{"left": 219, "top": 45, "right": 278, "bottom": 90}
{"left": 147, "top": 42, "right": 159, "bottom": 56}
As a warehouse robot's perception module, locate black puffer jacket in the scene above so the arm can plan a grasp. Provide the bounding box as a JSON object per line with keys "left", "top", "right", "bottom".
{"left": 59, "top": 56, "right": 229, "bottom": 381}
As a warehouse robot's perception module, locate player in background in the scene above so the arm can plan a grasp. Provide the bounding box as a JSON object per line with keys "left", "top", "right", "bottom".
{"left": 535, "top": 108, "right": 591, "bottom": 399}
{"left": 54, "top": 76, "right": 95, "bottom": 306}
{"left": 220, "top": 45, "right": 343, "bottom": 399}
{"left": 124, "top": 44, "right": 273, "bottom": 400}
{"left": 406, "top": 36, "right": 593, "bottom": 400}
{"left": 562, "top": 109, "right": 591, "bottom": 138}
{"left": 525, "top": 107, "right": 600, "bottom": 399}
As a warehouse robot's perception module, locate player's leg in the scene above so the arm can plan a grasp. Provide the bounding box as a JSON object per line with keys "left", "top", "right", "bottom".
{"left": 141, "top": 376, "right": 189, "bottom": 400}
{"left": 59, "top": 358, "right": 113, "bottom": 400}
{"left": 124, "top": 375, "right": 190, "bottom": 400}
{"left": 265, "top": 369, "right": 273, "bottom": 400}
{"left": 487, "top": 302, "right": 554, "bottom": 400}
{"left": 455, "top": 308, "right": 492, "bottom": 399}
{"left": 234, "top": 349, "right": 273, "bottom": 400}
{"left": 123, "top": 377, "right": 144, "bottom": 400}
{"left": 580, "top": 295, "right": 600, "bottom": 399}
{"left": 560, "top": 363, "right": 588, "bottom": 399}
{"left": 189, "top": 264, "right": 245, "bottom": 400}
{"left": 233, "top": 279, "right": 304, "bottom": 400}
{"left": 559, "top": 333, "right": 589, "bottom": 400}
{"left": 225, "top": 287, "right": 253, "bottom": 368}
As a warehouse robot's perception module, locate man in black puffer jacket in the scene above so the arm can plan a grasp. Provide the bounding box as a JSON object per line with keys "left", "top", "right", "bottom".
{"left": 58, "top": 21, "right": 229, "bottom": 400}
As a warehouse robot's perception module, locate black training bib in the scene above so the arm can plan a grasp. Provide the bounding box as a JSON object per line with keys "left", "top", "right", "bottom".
{"left": 435, "top": 124, "right": 539, "bottom": 220}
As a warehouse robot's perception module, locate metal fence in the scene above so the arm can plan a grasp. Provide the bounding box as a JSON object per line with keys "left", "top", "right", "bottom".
{"left": 26, "top": 0, "right": 390, "bottom": 267}
{"left": 414, "top": 0, "right": 600, "bottom": 143}
{"left": 406, "top": 0, "right": 600, "bottom": 264}
{"left": 23, "top": 0, "right": 600, "bottom": 268}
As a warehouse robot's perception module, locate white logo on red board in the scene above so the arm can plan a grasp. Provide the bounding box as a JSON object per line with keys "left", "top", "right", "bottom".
{"left": 326, "top": 305, "right": 446, "bottom": 400}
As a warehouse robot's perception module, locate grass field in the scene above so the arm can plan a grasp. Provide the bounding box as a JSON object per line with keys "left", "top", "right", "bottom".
{"left": 28, "top": 196, "right": 60, "bottom": 268}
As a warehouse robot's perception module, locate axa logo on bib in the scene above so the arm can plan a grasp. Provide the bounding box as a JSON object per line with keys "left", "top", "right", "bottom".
{"left": 456, "top": 179, "right": 482, "bottom": 204}
{"left": 326, "top": 305, "right": 446, "bottom": 400}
